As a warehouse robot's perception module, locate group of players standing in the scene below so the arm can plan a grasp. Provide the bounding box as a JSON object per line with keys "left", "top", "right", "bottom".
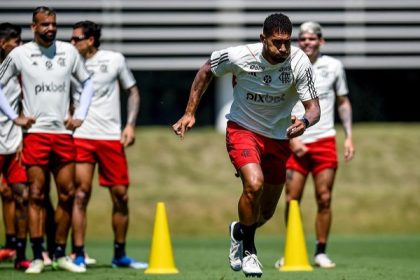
{"left": 0, "top": 6, "right": 355, "bottom": 278}
{"left": 0, "top": 6, "right": 146, "bottom": 273}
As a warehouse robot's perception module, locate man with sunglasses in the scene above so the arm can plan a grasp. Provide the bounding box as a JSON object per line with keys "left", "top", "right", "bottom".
{"left": 0, "top": 6, "right": 94, "bottom": 274}
{"left": 69, "top": 20, "right": 146, "bottom": 270}
{"left": 275, "top": 21, "right": 355, "bottom": 269}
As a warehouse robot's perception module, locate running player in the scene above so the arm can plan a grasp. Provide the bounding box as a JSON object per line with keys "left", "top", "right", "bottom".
{"left": 69, "top": 21, "right": 146, "bottom": 269}
{"left": 275, "top": 21, "right": 355, "bottom": 269}
{"left": 173, "top": 13, "right": 320, "bottom": 277}
{"left": 0, "top": 7, "right": 94, "bottom": 273}
{"left": 0, "top": 22, "right": 31, "bottom": 270}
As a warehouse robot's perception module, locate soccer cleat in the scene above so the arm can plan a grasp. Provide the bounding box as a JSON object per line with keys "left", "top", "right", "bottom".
{"left": 25, "top": 259, "right": 45, "bottom": 274}
{"left": 242, "top": 251, "right": 263, "bottom": 278}
{"left": 15, "top": 259, "right": 32, "bottom": 270}
{"left": 0, "top": 248, "right": 16, "bottom": 261}
{"left": 74, "top": 255, "right": 86, "bottom": 269}
{"left": 228, "top": 221, "right": 243, "bottom": 271}
{"left": 52, "top": 256, "right": 86, "bottom": 273}
{"left": 274, "top": 256, "right": 284, "bottom": 269}
{"left": 42, "top": 251, "right": 52, "bottom": 266}
{"left": 314, "top": 253, "right": 336, "bottom": 268}
{"left": 70, "top": 252, "right": 97, "bottom": 265}
{"left": 112, "top": 255, "right": 148, "bottom": 269}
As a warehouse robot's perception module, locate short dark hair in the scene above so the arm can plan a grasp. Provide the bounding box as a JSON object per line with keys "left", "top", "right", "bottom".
{"left": 263, "top": 13, "right": 293, "bottom": 37}
{"left": 73, "top": 20, "right": 102, "bottom": 48}
{"left": 32, "top": 6, "right": 56, "bottom": 23}
{"left": 0, "top": 22, "right": 21, "bottom": 40}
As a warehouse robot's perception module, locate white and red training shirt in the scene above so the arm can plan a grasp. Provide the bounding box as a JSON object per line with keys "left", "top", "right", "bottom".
{"left": 291, "top": 54, "right": 348, "bottom": 143}
{"left": 72, "top": 50, "right": 136, "bottom": 140}
{"left": 210, "top": 43, "right": 317, "bottom": 140}
{"left": 0, "top": 40, "right": 90, "bottom": 134}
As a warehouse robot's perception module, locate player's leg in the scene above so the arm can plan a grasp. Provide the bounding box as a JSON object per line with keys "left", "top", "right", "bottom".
{"left": 11, "top": 182, "right": 31, "bottom": 270}
{"left": 0, "top": 180, "right": 16, "bottom": 261}
{"left": 43, "top": 174, "right": 55, "bottom": 262}
{"left": 313, "top": 168, "right": 336, "bottom": 268}
{"left": 72, "top": 162, "right": 94, "bottom": 266}
{"left": 284, "top": 169, "right": 307, "bottom": 222}
{"left": 51, "top": 162, "right": 85, "bottom": 273}
{"left": 25, "top": 165, "right": 48, "bottom": 273}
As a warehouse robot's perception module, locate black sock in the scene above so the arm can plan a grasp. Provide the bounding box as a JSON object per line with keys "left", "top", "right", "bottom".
{"left": 73, "top": 245, "right": 85, "bottom": 258}
{"left": 15, "top": 238, "right": 27, "bottom": 262}
{"left": 232, "top": 222, "right": 244, "bottom": 241}
{"left": 54, "top": 243, "right": 66, "bottom": 259}
{"left": 5, "top": 234, "right": 16, "bottom": 249}
{"left": 114, "top": 241, "right": 126, "bottom": 259}
{"left": 240, "top": 223, "right": 257, "bottom": 256}
{"left": 30, "top": 237, "right": 44, "bottom": 260}
{"left": 315, "top": 241, "right": 327, "bottom": 256}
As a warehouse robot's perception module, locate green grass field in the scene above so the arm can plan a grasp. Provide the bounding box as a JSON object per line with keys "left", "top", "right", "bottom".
{"left": 1, "top": 235, "right": 419, "bottom": 279}
{"left": 0, "top": 124, "right": 420, "bottom": 279}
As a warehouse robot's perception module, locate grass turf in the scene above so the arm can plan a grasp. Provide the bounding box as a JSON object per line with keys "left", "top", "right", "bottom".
{"left": 1, "top": 235, "right": 419, "bottom": 279}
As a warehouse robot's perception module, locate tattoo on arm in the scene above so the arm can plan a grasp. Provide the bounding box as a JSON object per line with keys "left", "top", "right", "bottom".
{"left": 185, "top": 60, "right": 213, "bottom": 115}
{"left": 337, "top": 97, "right": 353, "bottom": 137}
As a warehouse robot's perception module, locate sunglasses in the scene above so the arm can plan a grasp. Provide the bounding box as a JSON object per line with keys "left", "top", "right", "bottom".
{"left": 70, "top": 35, "right": 86, "bottom": 42}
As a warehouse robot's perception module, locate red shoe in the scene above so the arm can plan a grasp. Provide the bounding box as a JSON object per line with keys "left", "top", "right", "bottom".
{"left": 15, "top": 259, "right": 32, "bottom": 270}
{"left": 0, "top": 248, "right": 16, "bottom": 261}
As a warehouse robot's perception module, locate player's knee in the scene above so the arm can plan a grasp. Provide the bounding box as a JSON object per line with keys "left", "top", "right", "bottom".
{"left": 29, "top": 187, "right": 45, "bottom": 206}
{"left": 243, "top": 177, "right": 264, "bottom": 200}
{"left": 58, "top": 186, "right": 75, "bottom": 204}
{"left": 13, "top": 184, "right": 29, "bottom": 208}
{"left": 317, "top": 191, "right": 331, "bottom": 210}
{"left": 74, "top": 189, "right": 90, "bottom": 208}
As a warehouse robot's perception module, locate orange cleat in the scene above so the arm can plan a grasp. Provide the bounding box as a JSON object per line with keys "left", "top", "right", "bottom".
{"left": 15, "top": 259, "right": 32, "bottom": 270}
{"left": 0, "top": 248, "right": 16, "bottom": 261}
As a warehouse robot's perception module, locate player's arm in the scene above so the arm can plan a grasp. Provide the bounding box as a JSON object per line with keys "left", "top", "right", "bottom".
{"left": 66, "top": 78, "right": 94, "bottom": 130}
{"left": 121, "top": 85, "right": 140, "bottom": 147}
{"left": 337, "top": 95, "right": 355, "bottom": 161}
{"left": 0, "top": 84, "right": 35, "bottom": 128}
{"left": 172, "top": 59, "right": 214, "bottom": 139}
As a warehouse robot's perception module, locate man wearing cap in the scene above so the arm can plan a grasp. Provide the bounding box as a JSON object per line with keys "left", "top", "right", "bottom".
{"left": 275, "top": 21, "right": 355, "bottom": 269}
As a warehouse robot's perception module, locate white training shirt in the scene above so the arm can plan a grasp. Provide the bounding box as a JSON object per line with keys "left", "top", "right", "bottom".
{"left": 72, "top": 50, "right": 136, "bottom": 140}
{"left": 0, "top": 76, "right": 22, "bottom": 154}
{"left": 211, "top": 43, "right": 317, "bottom": 140}
{"left": 291, "top": 54, "right": 348, "bottom": 143}
{"left": 0, "top": 40, "right": 90, "bottom": 134}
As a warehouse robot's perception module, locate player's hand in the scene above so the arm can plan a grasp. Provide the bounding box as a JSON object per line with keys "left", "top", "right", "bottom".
{"left": 290, "top": 138, "right": 308, "bottom": 157}
{"left": 286, "top": 115, "right": 306, "bottom": 139}
{"left": 172, "top": 114, "right": 195, "bottom": 139}
{"left": 121, "top": 125, "right": 135, "bottom": 147}
{"left": 344, "top": 137, "right": 355, "bottom": 162}
{"left": 13, "top": 116, "right": 35, "bottom": 129}
{"left": 64, "top": 118, "right": 83, "bottom": 130}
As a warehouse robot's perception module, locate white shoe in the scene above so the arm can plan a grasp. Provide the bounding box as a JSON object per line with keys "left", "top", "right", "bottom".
{"left": 53, "top": 256, "right": 87, "bottom": 273}
{"left": 228, "top": 221, "right": 243, "bottom": 271}
{"left": 242, "top": 251, "right": 263, "bottom": 278}
{"left": 42, "top": 251, "right": 52, "bottom": 266}
{"left": 314, "top": 253, "right": 336, "bottom": 268}
{"left": 274, "top": 256, "right": 284, "bottom": 269}
{"left": 70, "top": 252, "right": 97, "bottom": 265}
{"left": 25, "top": 259, "right": 45, "bottom": 274}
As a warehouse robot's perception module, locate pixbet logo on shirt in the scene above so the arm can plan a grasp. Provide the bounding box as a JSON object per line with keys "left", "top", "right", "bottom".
{"left": 246, "top": 92, "right": 285, "bottom": 104}
{"left": 35, "top": 82, "right": 66, "bottom": 95}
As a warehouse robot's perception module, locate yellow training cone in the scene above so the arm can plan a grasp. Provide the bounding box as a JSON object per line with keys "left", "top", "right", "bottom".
{"left": 145, "top": 202, "right": 179, "bottom": 274}
{"left": 280, "top": 200, "right": 313, "bottom": 271}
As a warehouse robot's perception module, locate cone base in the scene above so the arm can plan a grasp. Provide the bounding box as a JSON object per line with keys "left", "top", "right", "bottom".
{"left": 145, "top": 267, "right": 179, "bottom": 274}
{"left": 280, "top": 265, "right": 313, "bottom": 272}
